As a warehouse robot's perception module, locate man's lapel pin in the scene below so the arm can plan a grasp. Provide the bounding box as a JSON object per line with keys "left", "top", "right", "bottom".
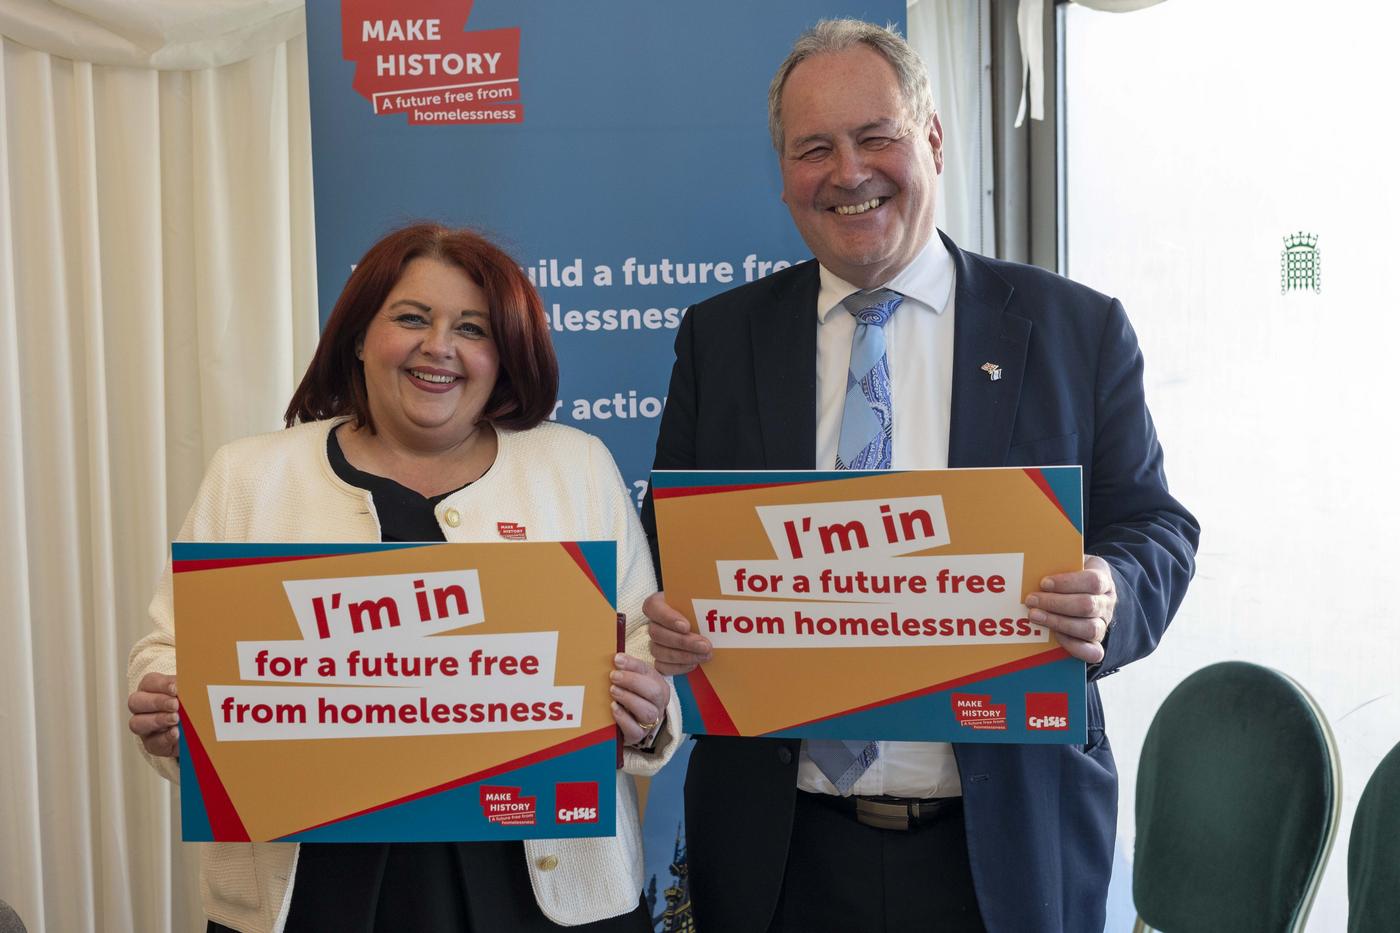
{"left": 981, "top": 362, "right": 1003, "bottom": 382}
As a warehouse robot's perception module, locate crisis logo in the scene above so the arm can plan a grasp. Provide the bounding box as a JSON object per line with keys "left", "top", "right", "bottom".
{"left": 555, "top": 781, "right": 599, "bottom": 824}
{"left": 1025, "top": 692, "right": 1070, "bottom": 731}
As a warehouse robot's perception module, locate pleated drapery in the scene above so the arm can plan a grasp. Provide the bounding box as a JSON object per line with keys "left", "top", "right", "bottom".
{"left": 909, "top": 0, "right": 995, "bottom": 254}
{"left": 0, "top": 22, "right": 317, "bottom": 933}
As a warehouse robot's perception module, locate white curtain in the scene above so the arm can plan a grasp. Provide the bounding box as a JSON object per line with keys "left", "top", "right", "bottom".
{"left": 908, "top": 0, "right": 996, "bottom": 255}
{"left": 1011, "top": 0, "right": 1168, "bottom": 129}
{"left": 0, "top": 3, "right": 318, "bottom": 931}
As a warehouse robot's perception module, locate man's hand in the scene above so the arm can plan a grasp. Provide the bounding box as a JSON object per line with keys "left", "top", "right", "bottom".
{"left": 644, "top": 591, "right": 712, "bottom": 676}
{"left": 1024, "top": 555, "right": 1117, "bottom": 665}
{"left": 128, "top": 672, "right": 180, "bottom": 758}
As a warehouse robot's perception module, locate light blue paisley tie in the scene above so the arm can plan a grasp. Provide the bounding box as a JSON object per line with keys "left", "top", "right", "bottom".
{"left": 833, "top": 288, "right": 901, "bottom": 471}
{"left": 808, "top": 288, "right": 902, "bottom": 793}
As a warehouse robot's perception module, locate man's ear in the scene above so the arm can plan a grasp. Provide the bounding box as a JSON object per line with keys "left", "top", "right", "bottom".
{"left": 777, "top": 141, "right": 790, "bottom": 206}
{"left": 929, "top": 112, "right": 944, "bottom": 175}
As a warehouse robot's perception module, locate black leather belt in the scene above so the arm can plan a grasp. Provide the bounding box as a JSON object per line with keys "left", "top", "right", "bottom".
{"left": 808, "top": 792, "right": 962, "bottom": 831}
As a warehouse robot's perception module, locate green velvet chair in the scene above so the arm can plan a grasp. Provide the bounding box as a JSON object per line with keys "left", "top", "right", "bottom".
{"left": 1348, "top": 741, "right": 1400, "bottom": 932}
{"left": 1132, "top": 661, "right": 1340, "bottom": 933}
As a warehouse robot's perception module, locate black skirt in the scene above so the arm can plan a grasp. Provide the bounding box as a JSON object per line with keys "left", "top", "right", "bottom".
{"left": 203, "top": 840, "right": 650, "bottom": 932}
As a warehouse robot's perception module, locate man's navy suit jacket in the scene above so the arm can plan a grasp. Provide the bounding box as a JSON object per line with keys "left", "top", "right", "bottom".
{"left": 641, "top": 235, "right": 1200, "bottom": 933}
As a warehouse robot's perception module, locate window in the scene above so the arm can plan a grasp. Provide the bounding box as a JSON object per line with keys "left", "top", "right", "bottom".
{"left": 1065, "top": 2, "right": 1399, "bottom": 925}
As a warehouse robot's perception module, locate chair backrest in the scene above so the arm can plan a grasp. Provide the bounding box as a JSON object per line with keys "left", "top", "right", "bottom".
{"left": 1133, "top": 661, "right": 1340, "bottom": 933}
{"left": 1348, "top": 740, "right": 1400, "bottom": 932}
{"left": 0, "top": 899, "right": 26, "bottom": 933}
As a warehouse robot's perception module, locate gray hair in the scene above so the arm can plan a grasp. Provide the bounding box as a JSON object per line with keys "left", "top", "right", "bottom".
{"left": 767, "top": 19, "right": 935, "bottom": 153}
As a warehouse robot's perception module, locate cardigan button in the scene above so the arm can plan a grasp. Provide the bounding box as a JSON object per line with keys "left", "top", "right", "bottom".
{"left": 444, "top": 508, "right": 461, "bottom": 528}
{"left": 536, "top": 855, "right": 559, "bottom": 871}
{"left": 777, "top": 746, "right": 793, "bottom": 765}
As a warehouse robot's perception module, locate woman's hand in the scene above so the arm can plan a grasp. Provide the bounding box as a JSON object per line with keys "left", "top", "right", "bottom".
{"left": 128, "top": 672, "right": 180, "bottom": 758}
{"left": 610, "top": 653, "right": 670, "bottom": 747}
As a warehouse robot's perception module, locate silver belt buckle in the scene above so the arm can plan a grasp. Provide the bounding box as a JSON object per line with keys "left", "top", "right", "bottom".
{"left": 853, "top": 797, "right": 913, "bottom": 831}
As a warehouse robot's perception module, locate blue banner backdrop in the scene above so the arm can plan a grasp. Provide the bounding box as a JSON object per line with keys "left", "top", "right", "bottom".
{"left": 306, "top": 0, "right": 903, "bottom": 503}
{"left": 306, "top": 2, "right": 903, "bottom": 926}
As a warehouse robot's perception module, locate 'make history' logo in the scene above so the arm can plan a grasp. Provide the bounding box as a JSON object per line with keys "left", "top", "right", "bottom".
{"left": 951, "top": 692, "right": 1007, "bottom": 730}
{"left": 479, "top": 785, "right": 537, "bottom": 826}
{"left": 1281, "top": 232, "right": 1321, "bottom": 294}
{"left": 342, "top": 0, "right": 522, "bottom": 125}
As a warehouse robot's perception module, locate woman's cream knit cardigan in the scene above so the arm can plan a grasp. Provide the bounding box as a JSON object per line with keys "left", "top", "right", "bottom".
{"left": 129, "top": 419, "right": 682, "bottom": 932}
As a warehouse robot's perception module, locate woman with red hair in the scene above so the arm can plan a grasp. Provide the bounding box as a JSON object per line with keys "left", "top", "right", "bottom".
{"left": 127, "top": 223, "right": 679, "bottom": 932}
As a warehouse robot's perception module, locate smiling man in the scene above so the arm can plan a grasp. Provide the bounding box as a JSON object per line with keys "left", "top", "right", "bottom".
{"left": 640, "top": 18, "right": 1199, "bottom": 933}
{"left": 775, "top": 40, "right": 940, "bottom": 290}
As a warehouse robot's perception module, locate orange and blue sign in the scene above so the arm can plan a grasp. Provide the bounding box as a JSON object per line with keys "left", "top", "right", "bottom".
{"left": 652, "top": 468, "right": 1087, "bottom": 744}
{"left": 174, "top": 540, "right": 621, "bottom": 842}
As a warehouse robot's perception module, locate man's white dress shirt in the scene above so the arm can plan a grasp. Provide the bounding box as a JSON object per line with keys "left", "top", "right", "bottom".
{"left": 797, "top": 233, "right": 963, "bottom": 799}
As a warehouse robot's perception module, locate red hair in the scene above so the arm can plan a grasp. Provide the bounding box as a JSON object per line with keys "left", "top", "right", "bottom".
{"left": 285, "top": 223, "right": 558, "bottom": 431}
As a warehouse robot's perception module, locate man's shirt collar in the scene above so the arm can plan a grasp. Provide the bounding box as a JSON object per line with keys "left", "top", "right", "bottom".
{"left": 816, "top": 233, "right": 956, "bottom": 323}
